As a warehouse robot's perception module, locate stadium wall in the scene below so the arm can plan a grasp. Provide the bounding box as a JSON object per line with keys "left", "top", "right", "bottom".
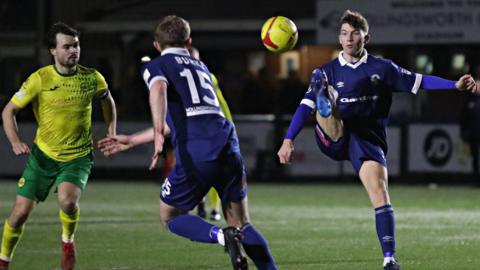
{"left": 0, "top": 120, "right": 475, "bottom": 182}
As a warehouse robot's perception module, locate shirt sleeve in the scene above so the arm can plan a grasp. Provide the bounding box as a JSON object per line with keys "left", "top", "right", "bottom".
{"left": 11, "top": 72, "right": 42, "bottom": 108}
{"left": 94, "top": 70, "right": 109, "bottom": 98}
{"left": 385, "top": 61, "right": 422, "bottom": 94}
{"left": 141, "top": 61, "right": 168, "bottom": 91}
{"left": 420, "top": 75, "right": 457, "bottom": 90}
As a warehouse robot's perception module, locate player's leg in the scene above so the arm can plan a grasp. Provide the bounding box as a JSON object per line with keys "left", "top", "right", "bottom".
{"left": 1, "top": 146, "right": 55, "bottom": 267}
{"left": 57, "top": 182, "right": 82, "bottom": 270}
{"left": 313, "top": 74, "right": 343, "bottom": 142}
{"left": 0, "top": 195, "right": 34, "bottom": 267}
{"left": 196, "top": 198, "right": 207, "bottom": 218}
{"left": 315, "top": 110, "right": 343, "bottom": 142}
{"left": 219, "top": 151, "right": 277, "bottom": 270}
{"left": 55, "top": 153, "right": 92, "bottom": 270}
{"left": 358, "top": 161, "right": 399, "bottom": 270}
{"left": 159, "top": 169, "right": 225, "bottom": 245}
{"left": 159, "top": 200, "right": 226, "bottom": 243}
{"left": 57, "top": 182, "right": 82, "bottom": 242}
{"left": 207, "top": 188, "right": 221, "bottom": 221}
{"left": 222, "top": 198, "right": 277, "bottom": 270}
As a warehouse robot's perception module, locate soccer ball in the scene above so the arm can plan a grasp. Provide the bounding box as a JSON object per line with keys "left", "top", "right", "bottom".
{"left": 261, "top": 16, "right": 298, "bottom": 53}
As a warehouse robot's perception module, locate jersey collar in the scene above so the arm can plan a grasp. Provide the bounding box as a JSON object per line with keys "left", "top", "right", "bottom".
{"left": 161, "top": 47, "right": 190, "bottom": 56}
{"left": 338, "top": 50, "right": 368, "bottom": 69}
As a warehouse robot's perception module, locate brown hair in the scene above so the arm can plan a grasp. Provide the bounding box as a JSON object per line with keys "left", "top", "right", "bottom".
{"left": 154, "top": 15, "right": 190, "bottom": 48}
{"left": 46, "top": 22, "right": 79, "bottom": 49}
{"left": 339, "top": 10, "right": 369, "bottom": 33}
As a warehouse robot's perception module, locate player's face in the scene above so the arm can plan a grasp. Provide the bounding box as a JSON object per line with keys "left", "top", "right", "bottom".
{"left": 51, "top": 33, "right": 80, "bottom": 68}
{"left": 338, "top": 23, "right": 368, "bottom": 59}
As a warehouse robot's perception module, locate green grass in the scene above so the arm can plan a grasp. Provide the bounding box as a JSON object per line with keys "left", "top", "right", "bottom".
{"left": 1, "top": 180, "right": 480, "bottom": 270}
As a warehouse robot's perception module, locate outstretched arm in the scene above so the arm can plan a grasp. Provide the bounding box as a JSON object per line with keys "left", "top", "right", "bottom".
{"left": 2, "top": 101, "right": 30, "bottom": 155}
{"left": 98, "top": 128, "right": 154, "bottom": 156}
{"left": 97, "top": 123, "right": 171, "bottom": 156}
{"left": 421, "top": 74, "right": 477, "bottom": 93}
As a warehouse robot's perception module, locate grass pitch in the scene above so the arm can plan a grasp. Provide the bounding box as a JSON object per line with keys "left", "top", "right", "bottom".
{"left": 1, "top": 180, "right": 479, "bottom": 270}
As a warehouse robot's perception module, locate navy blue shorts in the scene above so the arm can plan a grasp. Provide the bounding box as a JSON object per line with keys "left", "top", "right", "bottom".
{"left": 314, "top": 124, "right": 387, "bottom": 173}
{"left": 160, "top": 147, "right": 248, "bottom": 211}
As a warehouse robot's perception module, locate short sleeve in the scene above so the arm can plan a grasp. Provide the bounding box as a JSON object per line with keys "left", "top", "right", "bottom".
{"left": 141, "top": 61, "right": 168, "bottom": 91}
{"left": 94, "top": 70, "right": 109, "bottom": 98}
{"left": 11, "top": 72, "right": 42, "bottom": 108}
{"left": 386, "top": 61, "right": 422, "bottom": 94}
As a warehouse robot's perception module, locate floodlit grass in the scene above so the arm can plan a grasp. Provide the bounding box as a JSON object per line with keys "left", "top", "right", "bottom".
{"left": 1, "top": 180, "right": 479, "bottom": 270}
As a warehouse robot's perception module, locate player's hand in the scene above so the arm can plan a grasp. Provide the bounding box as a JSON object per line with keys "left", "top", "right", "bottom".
{"left": 97, "top": 134, "right": 132, "bottom": 156}
{"left": 149, "top": 132, "right": 165, "bottom": 170}
{"left": 455, "top": 74, "right": 476, "bottom": 92}
{"left": 11, "top": 142, "right": 30, "bottom": 155}
{"left": 472, "top": 81, "right": 480, "bottom": 95}
{"left": 277, "top": 139, "right": 294, "bottom": 164}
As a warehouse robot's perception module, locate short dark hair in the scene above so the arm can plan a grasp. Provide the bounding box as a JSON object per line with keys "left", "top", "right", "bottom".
{"left": 339, "top": 10, "right": 369, "bottom": 33}
{"left": 46, "top": 22, "right": 79, "bottom": 49}
{"left": 154, "top": 15, "right": 190, "bottom": 48}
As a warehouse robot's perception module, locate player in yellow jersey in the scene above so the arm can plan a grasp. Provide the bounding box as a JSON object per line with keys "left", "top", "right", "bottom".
{"left": 188, "top": 47, "right": 231, "bottom": 221}
{"left": 97, "top": 47, "right": 233, "bottom": 222}
{"left": 0, "top": 22, "right": 117, "bottom": 270}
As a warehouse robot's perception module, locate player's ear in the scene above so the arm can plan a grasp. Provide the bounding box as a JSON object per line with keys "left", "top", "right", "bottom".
{"left": 185, "top": 37, "right": 192, "bottom": 47}
{"left": 49, "top": 47, "right": 56, "bottom": 57}
{"left": 364, "top": 33, "right": 370, "bottom": 44}
{"left": 153, "top": 41, "right": 162, "bottom": 52}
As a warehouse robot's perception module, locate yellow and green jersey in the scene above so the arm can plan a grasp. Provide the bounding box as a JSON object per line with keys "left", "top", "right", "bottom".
{"left": 11, "top": 65, "right": 108, "bottom": 162}
{"left": 210, "top": 73, "right": 232, "bottom": 121}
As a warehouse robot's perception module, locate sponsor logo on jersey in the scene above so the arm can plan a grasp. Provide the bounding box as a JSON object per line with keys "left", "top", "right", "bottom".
{"left": 370, "top": 74, "right": 381, "bottom": 85}
{"left": 18, "top": 177, "right": 26, "bottom": 188}
{"left": 14, "top": 88, "right": 27, "bottom": 99}
{"left": 339, "top": 95, "right": 379, "bottom": 103}
{"left": 143, "top": 69, "right": 151, "bottom": 84}
{"left": 336, "top": 82, "right": 344, "bottom": 88}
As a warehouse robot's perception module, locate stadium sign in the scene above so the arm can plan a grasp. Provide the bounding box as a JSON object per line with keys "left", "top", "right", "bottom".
{"left": 408, "top": 124, "right": 471, "bottom": 172}
{"left": 316, "top": 0, "right": 480, "bottom": 44}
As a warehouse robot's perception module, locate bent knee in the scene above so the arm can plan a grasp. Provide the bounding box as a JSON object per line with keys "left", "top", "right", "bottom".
{"left": 58, "top": 200, "right": 78, "bottom": 214}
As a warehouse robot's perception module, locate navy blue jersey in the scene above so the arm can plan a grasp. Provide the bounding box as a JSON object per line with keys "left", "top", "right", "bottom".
{"left": 302, "top": 51, "right": 422, "bottom": 152}
{"left": 141, "top": 48, "right": 239, "bottom": 160}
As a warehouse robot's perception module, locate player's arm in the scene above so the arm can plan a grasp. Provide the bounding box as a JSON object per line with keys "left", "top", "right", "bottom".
{"left": 99, "top": 90, "right": 117, "bottom": 136}
{"left": 98, "top": 125, "right": 171, "bottom": 156}
{"left": 278, "top": 71, "right": 318, "bottom": 164}
{"left": 1, "top": 101, "right": 30, "bottom": 155}
{"left": 420, "top": 74, "right": 477, "bottom": 93}
{"left": 387, "top": 61, "right": 477, "bottom": 94}
{"left": 149, "top": 79, "right": 168, "bottom": 170}
{"left": 278, "top": 104, "right": 312, "bottom": 164}
{"left": 98, "top": 128, "right": 154, "bottom": 156}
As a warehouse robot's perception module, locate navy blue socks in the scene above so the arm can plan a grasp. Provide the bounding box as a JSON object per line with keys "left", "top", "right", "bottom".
{"left": 375, "top": 204, "right": 396, "bottom": 258}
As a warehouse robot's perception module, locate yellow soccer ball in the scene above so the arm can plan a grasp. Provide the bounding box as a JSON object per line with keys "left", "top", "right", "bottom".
{"left": 261, "top": 16, "right": 298, "bottom": 52}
